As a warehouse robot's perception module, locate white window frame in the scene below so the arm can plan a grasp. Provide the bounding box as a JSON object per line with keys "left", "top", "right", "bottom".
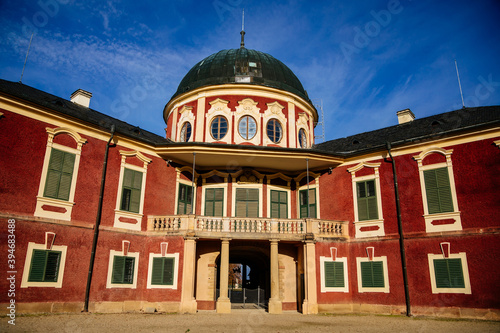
{"left": 356, "top": 256, "right": 390, "bottom": 293}
{"left": 21, "top": 242, "right": 67, "bottom": 288}
{"left": 320, "top": 256, "right": 349, "bottom": 293}
{"left": 413, "top": 147, "right": 462, "bottom": 233}
{"left": 106, "top": 250, "right": 140, "bottom": 289}
{"left": 428, "top": 252, "right": 471, "bottom": 294}
{"left": 114, "top": 150, "right": 151, "bottom": 231}
{"left": 146, "top": 252, "right": 180, "bottom": 289}
{"left": 34, "top": 127, "right": 87, "bottom": 221}
{"left": 347, "top": 162, "right": 384, "bottom": 238}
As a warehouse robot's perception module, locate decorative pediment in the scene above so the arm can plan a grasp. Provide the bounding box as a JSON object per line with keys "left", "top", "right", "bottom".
{"left": 119, "top": 150, "right": 152, "bottom": 169}
{"left": 178, "top": 105, "right": 194, "bottom": 114}
{"left": 296, "top": 112, "right": 309, "bottom": 128}
{"left": 347, "top": 162, "right": 381, "bottom": 174}
{"left": 235, "top": 98, "right": 260, "bottom": 116}
{"left": 235, "top": 169, "right": 264, "bottom": 184}
{"left": 207, "top": 98, "right": 231, "bottom": 115}
{"left": 413, "top": 147, "right": 453, "bottom": 167}
{"left": 266, "top": 101, "right": 285, "bottom": 116}
{"left": 177, "top": 105, "right": 195, "bottom": 135}
{"left": 46, "top": 127, "right": 87, "bottom": 149}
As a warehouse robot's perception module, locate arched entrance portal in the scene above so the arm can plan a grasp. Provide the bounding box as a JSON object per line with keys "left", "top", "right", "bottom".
{"left": 216, "top": 245, "right": 270, "bottom": 309}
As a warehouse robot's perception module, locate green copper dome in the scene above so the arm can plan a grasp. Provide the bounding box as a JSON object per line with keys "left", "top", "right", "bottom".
{"left": 171, "top": 48, "right": 310, "bottom": 102}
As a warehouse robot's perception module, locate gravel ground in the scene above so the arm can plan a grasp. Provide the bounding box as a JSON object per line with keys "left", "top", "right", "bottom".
{"left": 2, "top": 310, "right": 499, "bottom": 333}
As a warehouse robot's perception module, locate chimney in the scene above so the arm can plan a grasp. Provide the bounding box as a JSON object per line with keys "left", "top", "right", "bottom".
{"left": 397, "top": 108, "right": 415, "bottom": 124}
{"left": 70, "top": 89, "right": 92, "bottom": 108}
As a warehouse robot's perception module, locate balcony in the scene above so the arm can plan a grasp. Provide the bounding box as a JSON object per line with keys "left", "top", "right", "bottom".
{"left": 147, "top": 215, "right": 349, "bottom": 241}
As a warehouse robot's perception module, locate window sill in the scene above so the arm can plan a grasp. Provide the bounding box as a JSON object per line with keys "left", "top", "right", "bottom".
{"left": 354, "top": 219, "right": 385, "bottom": 238}
{"left": 34, "top": 196, "right": 74, "bottom": 222}
{"left": 113, "top": 210, "right": 143, "bottom": 231}
{"left": 424, "top": 211, "right": 462, "bottom": 233}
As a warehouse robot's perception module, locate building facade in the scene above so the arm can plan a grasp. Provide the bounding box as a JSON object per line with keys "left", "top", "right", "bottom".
{"left": 0, "top": 44, "right": 499, "bottom": 319}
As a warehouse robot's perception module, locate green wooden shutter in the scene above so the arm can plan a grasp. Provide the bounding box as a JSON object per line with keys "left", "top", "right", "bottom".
{"left": 112, "top": 256, "right": 135, "bottom": 284}
{"left": 151, "top": 257, "right": 175, "bottom": 285}
{"left": 112, "top": 256, "right": 125, "bottom": 283}
{"left": 361, "top": 261, "right": 384, "bottom": 288}
{"left": 246, "top": 189, "right": 259, "bottom": 217}
{"left": 28, "top": 250, "right": 61, "bottom": 282}
{"left": 270, "top": 190, "right": 288, "bottom": 219}
{"left": 151, "top": 257, "right": 164, "bottom": 285}
{"left": 324, "top": 261, "right": 344, "bottom": 288}
{"left": 235, "top": 188, "right": 259, "bottom": 217}
{"left": 357, "top": 180, "right": 378, "bottom": 221}
{"left": 424, "top": 168, "right": 454, "bottom": 214}
{"left": 28, "top": 250, "right": 48, "bottom": 282}
{"left": 44, "top": 149, "right": 75, "bottom": 201}
{"left": 434, "top": 258, "right": 465, "bottom": 288}
{"left": 121, "top": 169, "right": 143, "bottom": 213}
{"left": 205, "top": 188, "right": 224, "bottom": 217}
{"left": 177, "top": 184, "right": 193, "bottom": 214}
{"left": 299, "top": 189, "right": 316, "bottom": 218}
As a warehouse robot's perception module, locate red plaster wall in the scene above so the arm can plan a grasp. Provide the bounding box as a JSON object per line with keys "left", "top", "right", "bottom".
{"left": 315, "top": 240, "right": 406, "bottom": 306}
{"left": 405, "top": 234, "right": 500, "bottom": 309}
{"left": 0, "top": 219, "right": 94, "bottom": 303}
{"left": 449, "top": 139, "right": 500, "bottom": 229}
{"left": 88, "top": 232, "right": 184, "bottom": 303}
{"left": 0, "top": 111, "right": 55, "bottom": 217}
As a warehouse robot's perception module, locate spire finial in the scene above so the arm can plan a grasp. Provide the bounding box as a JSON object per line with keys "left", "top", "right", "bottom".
{"left": 240, "top": 9, "right": 245, "bottom": 49}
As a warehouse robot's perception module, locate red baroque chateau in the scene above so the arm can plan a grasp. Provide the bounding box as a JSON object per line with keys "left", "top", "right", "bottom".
{"left": 1, "top": 42, "right": 499, "bottom": 319}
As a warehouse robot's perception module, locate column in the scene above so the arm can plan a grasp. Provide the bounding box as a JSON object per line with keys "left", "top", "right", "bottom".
{"left": 216, "top": 238, "right": 231, "bottom": 313}
{"left": 180, "top": 236, "right": 197, "bottom": 313}
{"left": 268, "top": 239, "right": 282, "bottom": 314}
{"left": 302, "top": 240, "right": 318, "bottom": 314}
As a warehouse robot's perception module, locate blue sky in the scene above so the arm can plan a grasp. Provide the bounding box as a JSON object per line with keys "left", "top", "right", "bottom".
{"left": 1, "top": 0, "right": 499, "bottom": 142}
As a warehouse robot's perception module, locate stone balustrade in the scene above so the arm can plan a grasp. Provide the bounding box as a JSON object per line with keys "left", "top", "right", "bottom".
{"left": 147, "top": 215, "right": 348, "bottom": 240}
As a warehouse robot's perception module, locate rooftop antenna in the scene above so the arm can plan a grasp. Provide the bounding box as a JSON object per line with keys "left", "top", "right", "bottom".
{"left": 454, "top": 59, "right": 465, "bottom": 108}
{"left": 20, "top": 32, "right": 34, "bottom": 83}
{"left": 240, "top": 9, "right": 245, "bottom": 48}
{"left": 313, "top": 99, "right": 325, "bottom": 143}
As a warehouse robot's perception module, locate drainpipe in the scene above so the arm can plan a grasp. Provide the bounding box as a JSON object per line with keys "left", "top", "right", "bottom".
{"left": 191, "top": 152, "right": 196, "bottom": 214}
{"left": 84, "top": 125, "right": 115, "bottom": 312}
{"left": 306, "top": 158, "right": 310, "bottom": 218}
{"left": 386, "top": 142, "right": 411, "bottom": 316}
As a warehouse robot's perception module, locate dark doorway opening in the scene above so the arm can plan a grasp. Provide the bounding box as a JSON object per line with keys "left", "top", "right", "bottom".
{"left": 216, "top": 243, "right": 270, "bottom": 309}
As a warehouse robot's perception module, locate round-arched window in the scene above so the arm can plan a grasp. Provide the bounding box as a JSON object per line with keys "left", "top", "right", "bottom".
{"left": 238, "top": 116, "right": 257, "bottom": 140}
{"left": 210, "top": 116, "right": 228, "bottom": 140}
{"left": 267, "top": 119, "right": 282, "bottom": 143}
{"left": 298, "top": 128, "right": 307, "bottom": 148}
{"left": 180, "top": 122, "right": 192, "bottom": 142}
